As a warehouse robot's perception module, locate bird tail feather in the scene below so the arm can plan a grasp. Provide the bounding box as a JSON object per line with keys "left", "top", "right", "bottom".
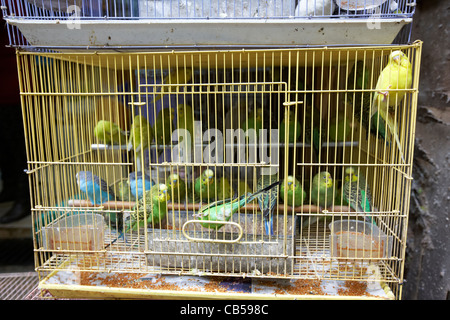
{"left": 384, "top": 111, "right": 405, "bottom": 163}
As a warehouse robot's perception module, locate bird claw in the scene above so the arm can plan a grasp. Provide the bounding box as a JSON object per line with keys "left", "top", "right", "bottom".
{"left": 378, "top": 85, "right": 392, "bottom": 100}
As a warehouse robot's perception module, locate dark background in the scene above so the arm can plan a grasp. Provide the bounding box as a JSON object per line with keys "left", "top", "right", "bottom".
{"left": 0, "top": 0, "right": 448, "bottom": 300}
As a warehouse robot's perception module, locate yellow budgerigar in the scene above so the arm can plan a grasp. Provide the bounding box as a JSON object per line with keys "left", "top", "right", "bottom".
{"left": 153, "top": 68, "right": 193, "bottom": 104}
{"left": 371, "top": 50, "right": 412, "bottom": 162}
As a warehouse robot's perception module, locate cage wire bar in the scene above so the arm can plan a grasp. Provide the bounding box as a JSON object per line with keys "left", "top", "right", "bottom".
{"left": 15, "top": 42, "right": 422, "bottom": 299}
{"left": 1, "top": 0, "right": 416, "bottom": 49}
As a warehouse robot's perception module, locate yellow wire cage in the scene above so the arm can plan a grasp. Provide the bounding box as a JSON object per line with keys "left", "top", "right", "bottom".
{"left": 17, "top": 41, "right": 421, "bottom": 299}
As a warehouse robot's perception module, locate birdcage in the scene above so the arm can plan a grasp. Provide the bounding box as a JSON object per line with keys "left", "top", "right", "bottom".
{"left": 1, "top": 0, "right": 416, "bottom": 49}
{"left": 15, "top": 41, "right": 421, "bottom": 299}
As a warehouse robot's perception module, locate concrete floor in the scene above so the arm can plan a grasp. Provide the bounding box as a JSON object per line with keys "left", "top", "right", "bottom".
{"left": 0, "top": 196, "right": 35, "bottom": 273}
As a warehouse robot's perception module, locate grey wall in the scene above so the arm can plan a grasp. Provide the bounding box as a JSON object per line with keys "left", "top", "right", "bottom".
{"left": 403, "top": 0, "right": 450, "bottom": 300}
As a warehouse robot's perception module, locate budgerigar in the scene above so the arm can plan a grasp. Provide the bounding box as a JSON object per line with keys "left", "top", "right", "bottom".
{"left": 176, "top": 103, "right": 195, "bottom": 148}
{"left": 127, "top": 115, "right": 151, "bottom": 167}
{"left": 280, "top": 175, "right": 306, "bottom": 207}
{"left": 154, "top": 107, "right": 175, "bottom": 146}
{"left": 153, "top": 68, "right": 193, "bottom": 104}
{"left": 346, "top": 62, "right": 387, "bottom": 144}
{"left": 128, "top": 171, "right": 154, "bottom": 200}
{"left": 329, "top": 112, "right": 351, "bottom": 142}
{"left": 304, "top": 104, "right": 321, "bottom": 161}
{"left": 280, "top": 109, "right": 301, "bottom": 144}
{"left": 342, "top": 167, "right": 375, "bottom": 225}
{"left": 115, "top": 179, "right": 134, "bottom": 202}
{"left": 107, "top": 184, "right": 170, "bottom": 247}
{"left": 371, "top": 50, "right": 412, "bottom": 162}
{"left": 194, "top": 181, "right": 281, "bottom": 230}
{"left": 310, "top": 171, "right": 334, "bottom": 208}
{"left": 297, "top": 0, "right": 335, "bottom": 16}
{"left": 235, "top": 179, "right": 256, "bottom": 203}
{"left": 94, "top": 120, "right": 127, "bottom": 146}
{"left": 130, "top": 183, "right": 170, "bottom": 229}
{"left": 257, "top": 174, "right": 279, "bottom": 236}
{"left": 167, "top": 172, "right": 186, "bottom": 203}
{"left": 76, "top": 171, "right": 115, "bottom": 205}
{"left": 76, "top": 171, "right": 120, "bottom": 228}
{"left": 194, "top": 169, "right": 216, "bottom": 202}
{"left": 241, "top": 105, "right": 263, "bottom": 141}
{"left": 217, "top": 177, "right": 234, "bottom": 201}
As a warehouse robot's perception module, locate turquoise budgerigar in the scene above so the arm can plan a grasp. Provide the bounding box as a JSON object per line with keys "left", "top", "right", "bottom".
{"left": 153, "top": 68, "right": 193, "bottom": 104}
{"left": 280, "top": 175, "right": 306, "bottom": 207}
{"left": 194, "top": 169, "right": 216, "bottom": 202}
{"left": 370, "top": 50, "right": 412, "bottom": 162}
{"left": 94, "top": 120, "right": 127, "bottom": 146}
{"left": 193, "top": 181, "right": 281, "bottom": 230}
{"left": 128, "top": 171, "right": 154, "bottom": 200}
{"left": 342, "top": 167, "right": 375, "bottom": 225}
{"left": 257, "top": 174, "right": 279, "bottom": 236}
{"left": 310, "top": 171, "right": 334, "bottom": 208}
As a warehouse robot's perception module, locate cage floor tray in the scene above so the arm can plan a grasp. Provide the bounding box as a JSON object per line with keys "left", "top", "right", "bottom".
{"left": 7, "top": 18, "right": 411, "bottom": 48}
{"left": 38, "top": 269, "right": 394, "bottom": 299}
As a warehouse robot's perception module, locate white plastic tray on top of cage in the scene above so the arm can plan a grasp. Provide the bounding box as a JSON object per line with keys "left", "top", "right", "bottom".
{"left": 2, "top": 0, "right": 415, "bottom": 48}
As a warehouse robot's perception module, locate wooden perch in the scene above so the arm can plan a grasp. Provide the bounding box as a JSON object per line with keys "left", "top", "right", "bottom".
{"left": 67, "top": 199, "right": 352, "bottom": 214}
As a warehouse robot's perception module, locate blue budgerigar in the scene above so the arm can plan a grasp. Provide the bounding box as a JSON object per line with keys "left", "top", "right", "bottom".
{"left": 256, "top": 174, "right": 279, "bottom": 236}
{"left": 128, "top": 171, "right": 154, "bottom": 200}
{"left": 76, "top": 171, "right": 121, "bottom": 229}
{"left": 76, "top": 171, "right": 115, "bottom": 205}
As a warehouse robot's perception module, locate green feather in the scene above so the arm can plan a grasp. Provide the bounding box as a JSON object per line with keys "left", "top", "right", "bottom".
{"left": 196, "top": 180, "right": 281, "bottom": 230}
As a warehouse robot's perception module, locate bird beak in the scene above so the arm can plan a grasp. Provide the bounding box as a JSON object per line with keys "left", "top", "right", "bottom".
{"left": 393, "top": 55, "right": 401, "bottom": 64}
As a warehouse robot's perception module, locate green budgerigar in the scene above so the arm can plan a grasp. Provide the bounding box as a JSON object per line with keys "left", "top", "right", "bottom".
{"left": 241, "top": 105, "right": 263, "bottom": 141}
{"left": 154, "top": 107, "right": 175, "bottom": 146}
{"left": 194, "top": 181, "right": 281, "bottom": 230}
{"left": 94, "top": 120, "right": 127, "bottom": 146}
{"left": 115, "top": 179, "right": 135, "bottom": 202}
{"left": 371, "top": 51, "right": 412, "bottom": 162}
{"left": 280, "top": 175, "right": 306, "bottom": 207}
{"left": 127, "top": 115, "right": 151, "bottom": 162}
{"left": 194, "top": 169, "right": 216, "bottom": 202}
{"left": 310, "top": 171, "right": 334, "bottom": 208}
{"left": 280, "top": 109, "right": 302, "bottom": 144}
{"left": 107, "top": 183, "right": 170, "bottom": 247}
{"left": 167, "top": 172, "right": 186, "bottom": 203}
{"left": 153, "top": 68, "right": 193, "bottom": 104}
{"left": 257, "top": 174, "right": 279, "bottom": 236}
{"left": 346, "top": 62, "right": 387, "bottom": 144}
{"left": 329, "top": 112, "right": 351, "bottom": 142}
{"left": 217, "top": 177, "right": 234, "bottom": 201}
{"left": 130, "top": 183, "right": 170, "bottom": 230}
{"left": 176, "top": 103, "right": 195, "bottom": 148}
{"left": 342, "top": 167, "right": 375, "bottom": 225}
